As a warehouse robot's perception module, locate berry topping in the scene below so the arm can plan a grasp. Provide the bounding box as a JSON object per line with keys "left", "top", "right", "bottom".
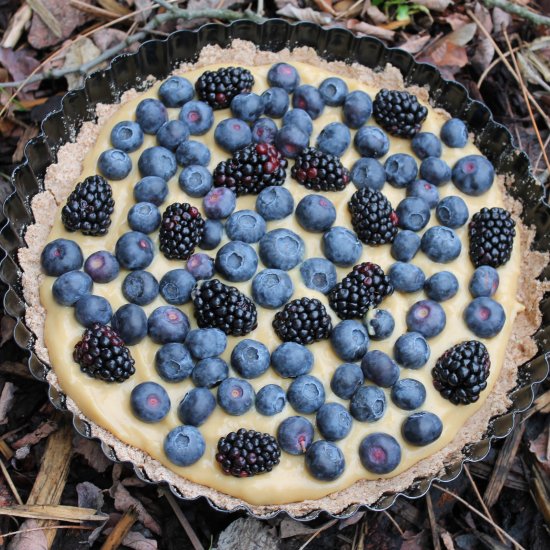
{"left": 396, "top": 197, "right": 430, "bottom": 232}
{"left": 255, "top": 384, "right": 286, "bottom": 416}
{"left": 287, "top": 374, "right": 326, "bottom": 414}
{"left": 178, "top": 387, "right": 216, "bottom": 427}
{"left": 138, "top": 146, "right": 177, "bottom": 181}
{"left": 452, "top": 155, "right": 494, "bottom": 196}
{"left": 147, "top": 306, "right": 190, "bottom": 344}
{"left": 159, "top": 202, "right": 205, "bottom": 261}
{"left": 196, "top": 66, "right": 254, "bottom": 109}
{"left": 155, "top": 342, "right": 194, "bottom": 381}
{"left": 252, "top": 269, "right": 294, "bottom": 309}
{"left": 350, "top": 157, "right": 386, "bottom": 191}
{"left": 364, "top": 309, "right": 395, "bottom": 341}
{"left": 402, "top": 411, "right": 443, "bottom": 446}
{"left": 354, "top": 126, "right": 389, "bottom": 158}
{"left": 424, "top": 271, "right": 459, "bottom": 302}
{"left": 469, "top": 266, "right": 499, "bottom": 298}
{"left": 299, "top": 258, "right": 337, "bottom": 295}
{"left": 130, "top": 382, "right": 170, "bottom": 423}
{"left": 271, "top": 342, "right": 313, "bottom": 378}
{"left": 267, "top": 63, "right": 300, "bottom": 93}
{"left": 350, "top": 386, "right": 386, "bottom": 422}
{"left": 277, "top": 416, "right": 314, "bottom": 455}
{"left": 394, "top": 332, "right": 430, "bottom": 369}
{"left": 214, "top": 118, "right": 252, "bottom": 153}
{"left": 359, "top": 433, "right": 402, "bottom": 474}
{"left": 464, "top": 297, "right": 506, "bottom": 338}
{"left": 316, "top": 122, "right": 351, "bottom": 157}
{"left": 305, "top": 440, "right": 345, "bottom": 481}
{"left": 391, "top": 379, "right": 427, "bottom": 410}
{"left": 391, "top": 230, "right": 421, "bottom": 262}
{"left": 330, "top": 320, "right": 370, "bottom": 362}
{"left": 74, "top": 294, "right": 112, "bottom": 328}
{"left": 316, "top": 403, "right": 352, "bottom": 441}
{"left": 318, "top": 77, "right": 348, "bottom": 106}
{"left": 111, "top": 303, "right": 147, "bottom": 346}
{"left": 52, "top": 270, "right": 92, "bottom": 306}
{"left": 192, "top": 357, "right": 229, "bottom": 389}
{"left": 372, "top": 89, "right": 428, "bottom": 138}
{"left": 296, "top": 194, "right": 336, "bottom": 232}
{"left": 330, "top": 363, "right": 364, "bottom": 400}
{"left": 217, "top": 378, "right": 255, "bottom": 415}
{"left": 164, "top": 425, "right": 205, "bottom": 467}
{"left": 259, "top": 228, "right": 305, "bottom": 271}
{"left": 215, "top": 241, "right": 258, "bottom": 283}
{"left": 406, "top": 299, "right": 446, "bottom": 338}
{"left": 115, "top": 231, "right": 155, "bottom": 270}
{"left": 322, "top": 226, "right": 363, "bottom": 267}
{"left": 441, "top": 118, "right": 468, "bottom": 148}
{"left": 291, "top": 147, "right": 350, "bottom": 192}
{"left": 185, "top": 328, "right": 227, "bottom": 359}
{"left": 361, "top": 350, "right": 400, "bottom": 388}
{"left": 292, "top": 85, "right": 325, "bottom": 119}
{"left": 343, "top": 90, "right": 372, "bottom": 128}
{"left": 231, "top": 339, "right": 270, "bottom": 379}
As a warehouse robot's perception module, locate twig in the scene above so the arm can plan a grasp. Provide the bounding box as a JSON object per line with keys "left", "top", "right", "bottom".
{"left": 382, "top": 510, "right": 404, "bottom": 537}
{"left": 162, "top": 489, "right": 204, "bottom": 550}
{"left": 482, "top": 0, "right": 550, "bottom": 28}
{"left": 425, "top": 492, "right": 441, "bottom": 550}
{"left": 69, "top": 0, "right": 122, "bottom": 20}
{"left": 477, "top": 46, "right": 519, "bottom": 88}
{"left": 0, "top": 458, "right": 24, "bottom": 505}
{"left": 100, "top": 505, "right": 138, "bottom": 550}
{"left": 0, "top": 4, "right": 32, "bottom": 48}
{"left": 534, "top": 134, "right": 550, "bottom": 174}
{"left": 298, "top": 519, "right": 338, "bottom": 550}
{"left": 0, "top": 524, "right": 95, "bottom": 543}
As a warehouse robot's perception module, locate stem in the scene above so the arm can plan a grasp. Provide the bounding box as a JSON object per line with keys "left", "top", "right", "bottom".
{"left": 482, "top": 0, "right": 550, "bottom": 27}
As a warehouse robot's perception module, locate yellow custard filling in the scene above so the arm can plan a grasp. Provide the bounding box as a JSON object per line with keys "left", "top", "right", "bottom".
{"left": 39, "top": 62, "right": 522, "bottom": 505}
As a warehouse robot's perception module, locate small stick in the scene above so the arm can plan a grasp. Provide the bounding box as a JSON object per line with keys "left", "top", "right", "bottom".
{"left": 298, "top": 519, "right": 338, "bottom": 550}
{"left": 382, "top": 510, "right": 404, "bottom": 537}
{"left": 0, "top": 458, "right": 23, "bottom": 505}
{"left": 162, "top": 489, "right": 204, "bottom": 550}
{"left": 425, "top": 492, "right": 441, "bottom": 550}
{"left": 0, "top": 4, "right": 32, "bottom": 48}
{"left": 100, "top": 505, "right": 138, "bottom": 550}
{"left": 482, "top": 0, "right": 550, "bottom": 28}
{"left": 0, "top": 524, "right": 95, "bottom": 544}
{"left": 69, "top": 0, "right": 121, "bottom": 20}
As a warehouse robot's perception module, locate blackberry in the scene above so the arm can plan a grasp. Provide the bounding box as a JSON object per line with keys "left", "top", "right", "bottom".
{"left": 328, "top": 262, "right": 393, "bottom": 320}
{"left": 61, "top": 175, "right": 114, "bottom": 236}
{"left": 469, "top": 207, "right": 516, "bottom": 268}
{"left": 213, "top": 143, "right": 287, "bottom": 196}
{"left": 192, "top": 279, "right": 257, "bottom": 336}
{"left": 272, "top": 297, "right": 332, "bottom": 345}
{"left": 216, "top": 428, "right": 281, "bottom": 478}
{"left": 291, "top": 147, "right": 350, "bottom": 192}
{"left": 349, "top": 187, "right": 398, "bottom": 245}
{"left": 159, "top": 203, "right": 204, "bottom": 260}
{"left": 373, "top": 89, "right": 428, "bottom": 138}
{"left": 73, "top": 323, "right": 135, "bottom": 383}
{"left": 432, "top": 340, "right": 490, "bottom": 405}
{"left": 195, "top": 67, "right": 254, "bottom": 109}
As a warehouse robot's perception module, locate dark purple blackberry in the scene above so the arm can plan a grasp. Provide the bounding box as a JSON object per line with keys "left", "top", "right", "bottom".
{"left": 432, "top": 340, "right": 491, "bottom": 405}
{"left": 192, "top": 279, "right": 257, "bottom": 337}
{"left": 291, "top": 147, "right": 350, "bottom": 192}
{"left": 272, "top": 297, "right": 332, "bottom": 345}
{"left": 195, "top": 67, "right": 254, "bottom": 109}
{"left": 73, "top": 323, "right": 135, "bottom": 383}
{"left": 159, "top": 202, "right": 204, "bottom": 260}
{"left": 469, "top": 207, "right": 516, "bottom": 268}
{"left": 213, "top": 143, "right": 287, "bottom": 196}
{"left": 328, "top": 262, "right": 393, "bottom": 320}
{"left": 373, "top": 89, "right": 428, "bottom": 138}
{"left": 348, "top": 187, "right": 398, "bottom": 245}
{"left": 216, "top": 428, "right": 281, "bottom": 478}
{"left": 61, "top": 175, "right": 114, "bottom": 236}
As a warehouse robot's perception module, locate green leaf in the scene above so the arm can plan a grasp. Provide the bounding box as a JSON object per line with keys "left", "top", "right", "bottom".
{"left": 396, "top": 4, "right": 410, "bottom": 19}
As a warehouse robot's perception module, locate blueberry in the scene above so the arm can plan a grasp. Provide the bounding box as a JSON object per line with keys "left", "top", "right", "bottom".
{"left": 354, "top": 126, "right": 389, "bottom": 158}
{"left": 274, "top": 125, "right": 309, "bottom": 158}
{"left": 277, "top": 416, "right": 314, "bottom": 455}
{"left": 178, "top": 388, "right": 216, "bottom": 426}
{"left": 179, "top": 165, "right": 212, "bottom": 198}
{"left": 385, "top": 154, "right": 418, "bottom": 188}
{"left": 350, "top": 158, "right": 386, "bottom": 191}
{"left": 230, "top": 339, "right": 270, "bottom": 379}
{"left": 179, "top": 100, "right": 214, "bottom": 135}
{"left": 394, "top": 332, "right": 430, "bottom": 369}
{"left": 74, "top": 295, "right": 112, "bottom": 327}
{"left": 230, "top": 92, "right": 264, "bottom": 122}
{"left": 322, "top": 226, "right": 362, "bottom": 266}
{"left": 136, "top": 98, "right": 168, "bottom": 134}
{"left": 282, "top": 109, "right": 313, "bottom": 136}
{"left": 319, "top": 77, "right": 348, "bottom": 106}
{"left": 299, "top": 258, "right": 337, "bottom": 294}
{"left": 159, "top": 269, "right": 196, "bottom": 305}
{"left": 138, "top": 146, "right": 177, "bottom": 180}
{"left": 202, "top": 187, "right": 236, "bottom": 219}
{"left": 287, "top": 374, "right": 325, "bottom": 414}
{"left": 111, "top": 303, "right": 148, "bottom": 345}
{"left": 388, "top": 262, "right": 425, "bottom": 293}
{"left": 331, "top": 363, "right": 364, "bottom": 400}
{"left": 217, "top": 378, "right": 255, "bottom": 415}
{"left": 97, "top": 149, "right": 132, "bottom": 180}
{"left": 391, "top": 379, "right": 426, "bottom": 410}
{"left": 134, "top": 176, "right": 168, "bottom": 206}
{"left": 421, "top": 226, "right": 461, "bottom": 263}
{"left": 261, "top": 87, "right": 289, "bottom": 118}
{"left": 256, "top": 384, "right": 286, "bottom": 416}
{"left": 402, "top": 411, "right": 443, "bottom": 446}
{"left": 350, "top": 386, "right": 386, "bottom": 422}
{"left": 251, "top": 118, "right": 278, "bottom": 144}
{"left": 225, "top": 210, "right": 266, "bottom": 243}
{"left": 292, "top": 85, "right": 324, "bottom": 119}
{"left": 441, "top": 118, "right": 468, "bottom": 148}
{"left": 316, "top": 122, "right": 351, "bottom": 157}
{"left": 359, "top": 433, "right": 402, "bottom": 474}
{"left": 159, "top": 76, "right": 194, "bottom": 107}
{"left": 271, "top": 342, "right": 313, "bottom": 378}
{"left": 361, "top": 350, "right": 399, "bottom": 387}
{"left": 122, "top": 270, "right": 159, "bottom": 305}
{"left": 464, "top": 297, "right": 505, "bottom": 337}
{"left": 186, "top": 253, "right": 215, "bottom": 280}
{"left": 214, "top": 118, "right": 252, "bottom": 153}
{"left": 259, "top": 229, "right": 305, "bottom": 271}
{"left": 396, "top": 197, "right": 430, "bottom": 232}
{"left": 115, "top": 232, "right": 154, "bottom": 270}
{"left": 391, "top": 230, "right": 421, "bottom": 262}
{"left": 185, "top": 328, "right": 227, "bottom": 359}
{"left": 267, "top": 63, "right": 300, "bottom": 92}
{"left": 200, "top": 219, "right": 224, "bottom": 249}
{"left": 155, "top": 342, "right": 194, "bottom": 381}
{"left": 411, "top": 132, "right": 442, "bottom": 159}
{"left": 452, "top": 155, "right": 494, "bottom": 196}
{"left": 175, "top": 140, "right": 211, "bottom": 167}
{"left": 148, "top": 306, "right": 190, "bottom": 344}
{"left": 111, "top": 121, "right": 144, "bottom": 152}
{"left": 296, "top": 194, "right": 336, "bottom": 232}
{"left": 316, "top": 403, "right": 352, "bottom": 441}
{"left": 469, "top": 266, "right": 499, "bottom": 298}
{"left": 331, "top": 320, "right": 370, "bottom": 362}
{"left": 406, "top": 299, "right": 446, "bottom": 338}
{"left": 343, "top": 90, "right": 372, "bottom": 128}
{"left": 127, "top": 202, "right": 161, "bottom": 234}
{"left": 131, "top": 382, "right": 170, "bottom": 423}
{"left": 305, "top": 440, "right": 345, "bottom": 480}
{"left": 424, "top": 271, "right": 459, "bottom": 302}
{"left": 157, "top": 120, "right": 190, "bottom": 151}
{"left": 52, "top": 270, "right": 92, "bottom": 306}
{"left": 436, "top": 196, "right": 469, "bottom": 228}
{"left": 84, "top": 251, "right": 119, "bottom": 283}
{"left": 251, "top": 269, "right": 294, "bottom": 308}
{"left": 215, "top": 241, "right": 258, "bottom": 282}
{"left": 256, "top": 186, "right": 294, "bottom": 220}
{"left": 407, "top": 180, "right": 439, "bottom": 209}
{"left": 420, "top": 157, "right": 451, "bottom": 186}
{"left": 364, "top": 309, "right": 395, "bottom": 341}
{"left": 192, "top": 357, "right": 228, "bottom": 388}
{"left": 164, "top": 425, "right": 205, "bottom": 466}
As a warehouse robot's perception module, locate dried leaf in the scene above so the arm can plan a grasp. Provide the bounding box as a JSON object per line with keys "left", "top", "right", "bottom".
{"left": 447, "top": 23, "right": 477, "bottom": 46}
{"left": 440, "top": 529, "right": 455, "bottom": 550}
{"left": 217, "top": 518, "right": 279, "bottom": 550}
{"left": 518, "top": 53, "right": 550, "bottom": 93}
{"left": 275, "top": 0, "right": 300, "bottom": 9}
{"left": 0, "top": 382, "right": 16, "bottom": 424}
{"left": 529, "top": 425, "right": 550, "bottom": 475}
{"left": 492, "top": 7, "right": 512, "bottom": 32}
{"left": 7, "top": 519, "right": 47, "bottom": 550}
{"left": 92, "top": 29, "right": 131, "bottom": 52}
{"left": 313, "top": 0, "right": 337, "bottom": 16}
{"left": 400, "top": 33, "right": 431, "bottom": 54}
{"left": 110, "top": 482, "right": 161, "bottom": 535}
{"left": 122, "top": 531, "right": 158, "bottom": 550}
{"left": 133, "top": 0, "right": 154, "bottom": 21}
{"left": 63, "top": 37, "right": 102, "bottom": 90}
{"left": 0, "top": 315, "right": 15, "bottom": 346}
{"left": 364, "top": 5, "right": 388, "bottom": 25}
{"left": 400, "top": 530, "right": 425, "bottom": 550}
{"left": 338, "top": 510, "right": 365, "bottom": 529}
{"left": 471, "top": 38, "right": 495, "bottom": 72}
{"left": 419, "top": 42, "right": 467, "bottom": 74}
{"left": 413, "top": 0, "right": 452, "bottom": 12}
{"left": 525, "top": 49, "right": 550, "bottom": 83}
{"left": 73, "top": 436, "right": 112, "bottom": 473}
{"left": 277, "top": 5, "right": 334, "bottom": 25}
{"left": 279, "top": 517, "right": 318, "bottom": 538}
{"left": 346, "top": 19, "right": 395, "bottom": 41}
{"left": 444, "top": 13, "right": 470, "bottom": 31}
{"left": 77, "top": 482, "right": 104, "bottom": 511}
{"left": 474, "top": 2, "right": 493, "bottom": 34}
{"left": 334, "top": 0, "right": 363, "bottom": 17}
{"left": 12, "top": 420, "right": 58, "bottom": 449}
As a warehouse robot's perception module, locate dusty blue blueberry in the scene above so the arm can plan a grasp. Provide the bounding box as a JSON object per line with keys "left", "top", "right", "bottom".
{"left": 159, "top": 269, "right": 196, "bottom": 305}
{"left": 331, "top": 320, "right": 370, "bottom": 362}
{"left": 259, "top": 229, "right": 305, "bottom": 271}
{"left": 202, "top": 187, "right": 236, "bottom": 219}
{"left": 267, "top": 63, "right": 300, "bottom": 92}
{"left": 127, "top": 202, "right": 161, "bottom": 234}
{"left": 252, "top": 118, "right": 278, "bottom": 144}
{"left": 134, "top": 176, "right": 168, "bottom": 206}
{"left": 350, "top": 386, "right": 386, "bottom": 422}
{"left": 231, "top": 93, "right": 265, "bottom": 122}
{"left": 122, "top": 270, "right": 159, "bottom": 305}
{"left": 469, "top": 266, "right": 499, "bottom": 297}
{"left": 115, "top": 231, "right": 154, "bottom": 270}
{"left": 316, "top": 122, "right": 351, "bottom": 157}
{"left": 319, "top": 77, "right": 348, "bottom": 106}
{"left": 391, "top": 379, "right": 426, "bottom": 410}
{"left": 330, "top": 363, "right": 364, "bottom": 400}
{"left": 147, "top": 306, "right": 190, "bottom": 344}
{"left": 441, "top": 118, "right": 468, "bottom": 148}
{"left": 343, "top": 90, "right": 372, "bottom": 128}
{"left": 385, "top": 153, "right": 418, "bottom": 188}
{"left": 421, "top": 226, "right": 461, "bottom": 263}
{"left": 436, "top": 195, "right": 469, "bottom": 228}
{"left": 98, "top": 149, "right": 132, "bottom": 180}
{"left": 396, "top": 197, "right": 430, "bottom": 232}
{"left": 199, "top": 219, "right": 224, "bottom": 249}
{"left": 464, "top": 297, "right": 505, "bottom": 338}
{"left": 138, "top": 146, "right": 177, "bottom": 180}
{"left": 406, "top": 300, "right": 446, "bottom": 338}
{"left": 393, "top": 332, "right": 430, "bottom": 369}
{"left": 388, "top": 262, "right": 425, "bottom": 293}
{"left": 131, "top": 382, "right": 170, "bottom": 423}
{"left": 215, "top": 241, "right": 258, "bottom": 282}
{"left": 186, "top": 253, "right": 214, "bottom": 280}
{"left": 287, "top": 375, "right": 325, "bottom": 414}
{"left": 424, "top": 271, "right": 459, "bottom": 302}
{"left": 191, "top": 357, "right": 228, "bottom": 388}
{"left": 52, "top": 270, "right": 92, "bottom": 306}
{"left": 407, "top": 180, "right": 439, "bottom": 209}
{"left": 274, "top": 125, "right": 309, "bottom": 158}
{"left": 179, "top": 100, "right": 214, "bottom": 135}
{"left": 292, "top": 85, "right": 324, "bottom": 119}
{"left": 277, "top": 416, "right": 314, "bottom": 455}
{"left": 282, "top": 109, "right": 313, "bottom": 135}
{"left": 391, "top": 230, "right": 421, "bottom": 262}
{"left": 185, "top": 328, "right": 227, "bottom": 359}
{"left": 175, "top": 140, "right": 211, "bottom": 167}
{"left": 354, "top": 126, "right": 389, "bottom": 158}
{"left": 296, "top": 194, "right": 336, "bottom": 232}
{"left": 256, "top": 186, "right": 294, "bottom": 220}
{"left": 271, "top": 342, "right": 313, "bottom": 378}
{"left": 159, "top": 76, "right": 194, "bottom": 107}
{"left": 156, "top": 119, "right": 190, "bottom": 151}
{"left": 74, "top": 295, "right": 112, "bottom": 328}
{"left": 322, "top": 227, "right": 362, "bottom": 266}
{"left": 217, "top": 378, "right": 255, "bottom": 415}
{"left": 177, "top": 388, "right": 216, "bottom": 426}
{"left": 402, "top": 412, "right": 443, "bottom": 446}
{"left": 305, "top": 440, "right": 345, "bottom": 481}
{"left": 411, "top": 132, "right": 442, "bottom": 159}
{"left": 214, "top": 118, "right": 252, "bottom": 153}
{"left": 111, "top": 303, "right": 148, "bottom": 345}
{"left": 231, "top": 339, "right": 270, "bottom": 379}
{"left": 84, "top": 251, "right": 119, "bottom": 284}
{"left": 420, "top": 157, "right": 452, "bottom": 186}
{"left": 316, "top": 403, "right": 352, "bottom": 441}
{"left": 164, "top": 425, "right": 205, "bottom": 466}
{"left": 179, "top": 165, "right": 212, "bottom": 197}
{"left": 452, "top": 155, "right": 494, "bottom": 196}
{"left": 252, "top": 269, "right": 294, "bottom": 308}
{"left": 261, "top": 87, "right": 289, "bottom": 118}
{"left": 155, "top": 343, "right": 194, "bottom": 382}
{"left": 256, "top": 384, "right": 286, "bottom": 416}
{"left": 135, "top": 98, "right": 167, "bottom": 134}
{"left": 350, "top": 158, "right": 386, "bottom": 191}
{"left": 111, "top": 121, "right": 144, "bottom": 152}
{"left": 361, "top": 350, "right": 399, "bottom": 388}
{"left": 359, "top": 433, "right": 402, "bottom": 474}
{"left": 225, "top": 210, "right": 266, "bottom": 243}
{"left": 299, "top": 258, "right": 337, "bottom": 294}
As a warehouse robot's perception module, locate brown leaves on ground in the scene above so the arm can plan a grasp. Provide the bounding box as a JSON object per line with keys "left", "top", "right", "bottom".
{"left": 110, "top": 481, "right": 161, "bottom": 535}
{"left": 6, "top": 520, "right": 47, "bottom": 550}
{"left": 529, "top": 423, "right": 550, "bottom": 475}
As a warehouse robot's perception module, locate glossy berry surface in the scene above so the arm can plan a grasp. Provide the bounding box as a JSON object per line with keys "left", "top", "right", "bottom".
{"left": 411, "top": 132, "right": 442, "bottom": 159}
{"left": 138, "top": 147, "right": 177, "bottom": 181}
{"left": 277, "top": 416, "right": 314, "bottom": 455}
{"left": 402, "top": 411, "right": 443, "bottom": 446}
{"left": 186, "top": 253, "right": 215, "bottom": 280}
{"left": 178, "top": 388, "right": 216, "bottom": 426}
{"left": 271, "top": 342, "right": 313, "bottom": 378}
{"left": 274, "top": 124, "right": 309, "bottom": 159}
{"left": 464, "top": 297, "right": 506, "bottom": 338}
{"left": 452, "top": 155, "right": 494, "bottom": 196}
{"left": 396, "top": 197, "right": 430, "bottom": 232}
{"left": 287, "top": 374, "right": 326, "bottom": 414}
{"left": 282, "top": 109, "right": 313, "bottom": 135}
{"left": 441, "top": 118, "right": 468, "bottom": 148}
{"left": 199, "top": 219, "right": 224, "bottom": 250}
{"left": 131, "top": 382, "right": 170, "bottom": 422}
{"left": 127, "top": 202, "right": 161, "bottom": 234}
{"left": 75, "top": 295, "right": 112, "bottom": 328}
{"left": 291, "top": 147, "right": 350, "bottom": 192}
{"left": 231, "top": 93, "right": 265, "bottom": 123}
{"left": 84, "top": 251, "right": 119, "bottom": 283}
{"left": 122, "top": 270, "right": 159, "bottom": 305}
{"left": 217, "top": 378, "right": 255, "bottom": 415}
{"left": 256, "top": 384, "right": 286, "bottom": 416}
{"left": 155, "top": 342, "right": 194, "bottom": 382}
{"left": 111, "top": 120, "right": 144, "bottom": 152}
{"left": 354, "top": 126, "right": 389, "bottom": 158}
{"left": 372, "top": 89, "right": 427, "bottom": 138}
{"left": 319, "top": 77, "right": 348, "bottom": 106}
{"left": 192, "top": 357, "right": 228, "bottom": 389}
{"left": 178, "top": 166, "right": 212, "bottom": 199}
{"left": 421, "top": 226, "right": 461, "bottom": 263}
{"left": 350, "top": 386, "right": 386, "bottom": 422}
{"left": 251, "top": 117, "right": 278, "bottom": 144}
{"left": 175, "top": 140, "right": 211, "bottom": 166}
{"left": 305, "top": 440, "right": 346, "bottom": 481}
{"left": 364, "top": 309, "right": 395, "bottom": 340}
{"left": 214, "top": 118, "right": 252, "bottom": 153}
{"left": 267, "top": 63, "right": 300, "bottom": 92}
{"left": 359, "top": 433, "right": 402, "bottom": 474}
{"left": 343, "top": 90, "right": 372, "bottom": 128}
{"left": 469, "top": 266, "right": 499, "bottom": 297}
{"left": 361, "top": 350, "right": 400, "bottom": 388}
{"left": 134, "top": 176, "right": 168, "bottom": 206}
{"left": 385, "top": 153, "right": 418, "bottom": 188}
{"left": 316, "top": 403, "right": 352, "bottom": 441}
{"left": 159, "top": 203, "right": 204, "bottom": 261}
{"left": 230, "top": 339, "right": 270, "bottom": 379}
{"left": 292, "top": 85, "right": 325, "bottom": 119}
{"left": 330, "top": 320, "right": 370, "bottom": 362}
{"left": 261, "top": 88, "right": 289, "bottom": 118}
{"left": 330, "top": 363, "right": 364, "bottom": 400}
{"left": 115, "top": 231, "right": 154, "bottom": 270}
{"left": 111, "top": 303, "right": 148, "bottom": 346}
{"left": 158, "top": 76, "right": 194, "bottom": 107}
{"left": 135, "top": 98, "right": 167, "bottom": 134}
{"left": 196, "top": 67, "right": 254, "bottom": 109}
{"left": 436, "top": 195, "right": 469, "bottom": 228}
{"left": 316, "top": 122, "right": 351, "bottom": 157}
{"left": 420, "top": 157, "right": 451, "bottom": 186}
{"left": 185, "top": 328, "right": 227, "bottom": 359}
{"left": 157, "top": 120, "right": 190, "bottom": 151}
{"left": 202, "top": 187, "right": 236, "bottom": 220}
{"left": 407, "top": 180, "right": 439, "bottom": 209}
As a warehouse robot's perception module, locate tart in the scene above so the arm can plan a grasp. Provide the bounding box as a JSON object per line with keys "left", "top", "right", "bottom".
{"left": 17, "top": 40, "right": 549, "bottom": 516}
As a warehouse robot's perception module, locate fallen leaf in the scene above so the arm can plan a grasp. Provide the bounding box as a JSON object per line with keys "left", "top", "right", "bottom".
{"left": 7, "top": 519, "right": 47, "bottom": 550}
{"left": 492, "top": 6, "right": 512, "bottom": 32}
{"left": 275, "top": 0, "right": 300, "bottom": 9}
{"left": 277, "top": 5, "right": 334, "bottom": 25}
{"left": 474, "top": 2, "right": 493, "bottom": 34}
{"left": 518, "top": 53, "right": 550, "bottom": 93}
{"left": 62, "top": 37, "right": 102, "bottom": 90}
{"left": 440, "top": 528, "right": 455, "bottom": 550}
{"left": 0, "top": 382, "right": 16, "bottom": 425}
{"left": 0, "top": 315, "right": 16, "bottom": 346}
{"left": 77, "top": 481, "right": 104, "bottom": 511}
{"left": 346, "top": 19, "right": 395, "bottom": 41}
{"left": 73, "top": 436, "right": 112, "bottom": 473}
{"left": 92, "top": 29, "right": 131, "bottom": 53}
{"left": 338, "top": 510, "right": 365, "bottom": 529}
{"left": 418, "top": 42, "right": 467, "bottom": 75}
{"left": 334, "top": 0, "right": 363, "bottom": 17}
{"left": 447, "top": 23, "right": 477, "bottom": 46}
{"left": 110, "top": 482, "right": 161, "bottom": 535}
{"left": 0, "top": 479, "right": 15, "bottom": 507}
{"left": 529, "top": 425, "right": 550, "bottom": 475}
{"left": 121, "top": 531, "right": 158, "bottom": 550}
{"left": 444, "top": 13, "right": 470, "bottom": 31}
{"left": 12, "top": 421, "right": 58, "bottom": 449}
{"left": 313, "top": 0, "right": 337, "bottom": 16}
{"left": 279, "top": 517, "right": 318, "bottom": 538}
{"left": 471, "top": 37, "right": 495, "bottom": 72}
{"left": 413, "top": 0, "right": 452, "bottom": 12}
{"left": 400, "top": 529, "right": 426, "bottom": 550}
{"left": 134, "top": 0, "right": 154, "bottom": 22}
{"left": 217, "top": 518, "right": 279, "bottom": 550}
{"left": 400, "top": 33, "right": 432, "bottom": 54}
{"left": 364, "top": 5, "right": 388, "bottom": 25}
